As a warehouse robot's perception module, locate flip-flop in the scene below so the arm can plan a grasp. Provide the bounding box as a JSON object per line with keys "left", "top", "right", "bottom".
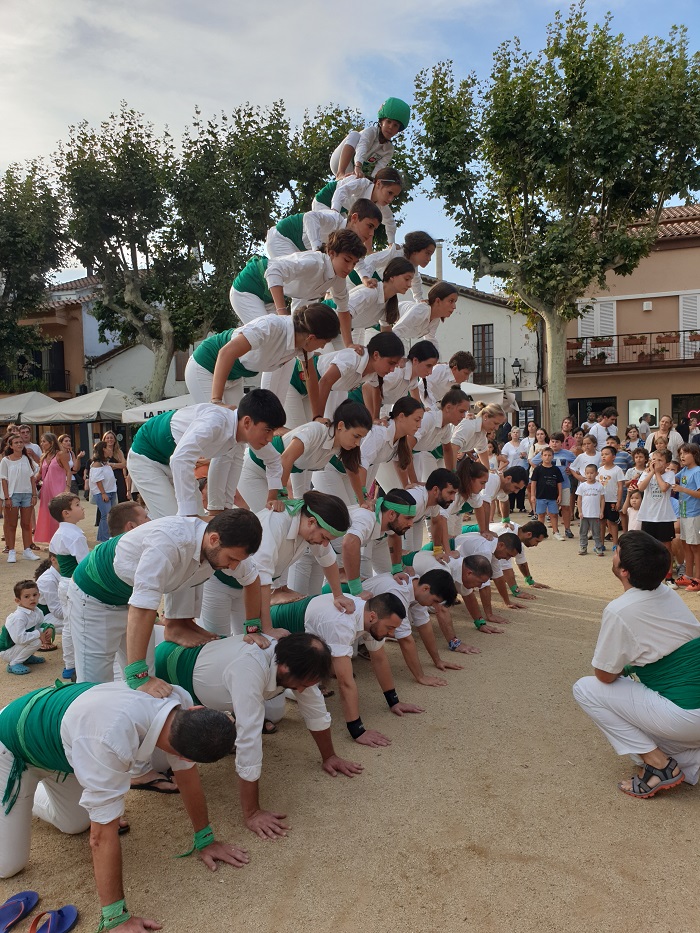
{"left": 130, "top": 777, "right": 179, "bottom": 794}
{"left": 38, "top": 645, "right": 58, "bottom": 652}
{"left": 262, "top": 720, "right": 278, "bottom": 735}
{"left": 0, "top": 891, "right": 39, "bottom": 933}
{"left": 28, "top": 906, "right": 78, "bottom": 933}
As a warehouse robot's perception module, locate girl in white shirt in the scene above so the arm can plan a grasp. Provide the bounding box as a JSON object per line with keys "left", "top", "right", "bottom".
{"left": 637, "top": 450, "right": 677, "bottom": 556}
{"left": 371, "top": 340, "right": 439, "bottom": 416}
{"left": 339, "top": 257, "right": 415, "bottom": 349}
{"left": 394, "top": 280, "right": 459, "bottom": 351}
{"left": 353, "top": 231, "right": 437, "bottom": 302}
{"left": 186, "top": 304, "right": 341, "bottom": 410}
{"left": 434, "top": 458, "right": 491, "bottom": 554}
{"left": 88, "top": 441, "right": 117, "bottom": 543}
{"left": 421, "top": 350, "right": 476, "bottom": 411}
{"left": 315, "top": 331, "right": 405, "bottom": 420}
{"left": 312, "top": 168, "right": 403, "bottom": 246}
{"left": 329, "top": 97, "right": 410, "bottom": 178}
{"left": 238, "top": 401, "right": 372, "bottom": 512}
{"left": 0, "top": 435, "right": 39, "bottom": 562}
{"left": 411, "top": 387, "right": 472, "bottom": 479}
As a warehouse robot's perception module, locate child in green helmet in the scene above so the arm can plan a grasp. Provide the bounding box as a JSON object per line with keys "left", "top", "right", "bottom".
{"left": 330, "top": 97, "right": 411, "bottom": 179}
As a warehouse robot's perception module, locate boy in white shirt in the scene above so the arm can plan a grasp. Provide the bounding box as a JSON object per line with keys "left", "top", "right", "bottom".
{"left": 576, "top": 464, "right": 605, "bottom": 556}
{"left": 0, "top": 579, "right": 53, "bottom": 674}
{"left": 637, "top": 450, "right": 678, "bottom": 576}
{"left": 597, "top": 446, "right": 625, "bottom": 550}
{"left": 48, "top": 492, "right": 88, "bottom": 680}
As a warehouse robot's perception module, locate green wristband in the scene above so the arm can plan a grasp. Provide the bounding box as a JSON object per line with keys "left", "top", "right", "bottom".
{"left": 473, "top": 618, "right": 487, "bottom": 630}
{"left": 97, "top": 899, "right": 132, "bottom": 931}
{"left": 124, "top": 659, "right": 149, "bottom": 689}
{"left": 509, "top": 584, "right": 520, "bottom": 596}
{"left": 176, "top": 823, "right": 215, "bottom": 858}
{"left": 244, "top": 618, "right": 262, "bottom": 634}
{"left": 391, "top": 563, "right": 403, "bottom": 575}
{"left": 347, "top": 578, "right": 363, "bottom": 596}
{"left": 277, "top": 487, "right": 289, "bottom": 499}
{"left": 525, "top": 575, "right": 535, "bottom": 585}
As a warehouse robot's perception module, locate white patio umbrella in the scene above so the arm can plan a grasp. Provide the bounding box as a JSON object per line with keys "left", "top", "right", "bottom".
{"left": 22, "top": 388, "right": 133, "bottom": 424}
{"left": 0, "top": 391, "right": 61, "bottom": 422}
{"left": 121, "top": 394, "right": 194, "bottom": 423}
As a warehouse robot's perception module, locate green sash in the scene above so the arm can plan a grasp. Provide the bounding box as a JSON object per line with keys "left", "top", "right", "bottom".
{"left": 458, "top": 501, "right": 474, "bottom": 516}
{"left": 289, "top": 356, "right": 320, "bottom": 397}
{"left": 38, "top": 604, "right": 50, "bottom": 616}
{"left": 192, "top": 330, "right": 259, "bottom": 380}
{"left": 348, "top": 270, "right": 381, "bottom": 287}
{"left": 421, "top": 538, "right": 456, "bottom": 552}
{"left": 626, "top": 637, "right": 700, "bottom": 710}
{"left": 461, "top": 524, "right": 480, "bottom": 534}
{"left": 232, "top": 255, "right": 273, "bottom": 303}
{"left": 0, "top": 626, "right": 16, "bottom": 651}
{"left": 314, "top": 181, "right": 337, "bottom": 209}
{"left": 248, "top": 435, "right": 301, "bottom": 473}
{"left": 130, "top": 410, "right": 177, "bottom": 465}
{"left": 213, "top": 569, "right": 243, "bottom": 590}
{"left": 0, "top": 680, "right": 95, "bottom": 814}
{"left": 347, "top": 387, "right": 364, "bottom": 405}
{"left": 72, "top": 536, "right": 133, "bottom": 606}
{"left": 276, "top": 214, "right": 306, "bottom": 251}
{"left": 328, "top": 454, "right": 346, "bottom": 474}
{"left": 56, "top": 554, "right": 78, "bottom": 578}
{"left": 154, "top": 642, "right": 204, "bottom": 705}
{"left": 429, "top": 445, "right": 444, "bottom": 460}
{"left": 269, "top": 595, "right": 315, "bottom": 633}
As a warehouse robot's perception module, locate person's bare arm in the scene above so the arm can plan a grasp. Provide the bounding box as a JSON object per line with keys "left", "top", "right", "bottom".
{"left": 315, "top": 365, "right": 341, "bottom": 420}
{"left": 594, "top": 667, "right": 619, "bottom": 683}
{"left": 279, "top": 439, "right": 305, "bottom": 493}
{"left": 210, "top": 334, "right": 253, "bottom": 402}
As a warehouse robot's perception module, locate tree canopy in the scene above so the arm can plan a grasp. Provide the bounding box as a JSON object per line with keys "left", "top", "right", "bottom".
{"left": 412, "top": 2, "right": 700, "bottom": 425}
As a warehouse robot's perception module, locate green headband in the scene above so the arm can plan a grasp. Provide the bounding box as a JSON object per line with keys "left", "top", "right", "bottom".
{"left": 375, "top": 497, "right": 417, "bottom": 521}
{"left": 284, "top": 498, "right": 345, "bottom": 538}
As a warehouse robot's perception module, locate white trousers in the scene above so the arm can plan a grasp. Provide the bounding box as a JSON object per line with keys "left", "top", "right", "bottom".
{"left": 282, "top": 387, "right": 312, "bottom": 429}
{"left": 329, "top": 130, "right": 361, "bottom": 176}
{"left": 261, "top": 358, "right": 297, "bottom": 406}
{"left": 1, "top": 639, "right": 40, "bottom": 666}
{"left": 199, "top": 575, "right": 247, "bottom": 637}
{"left": 229, "top": 287, "right": 275, "bottom": 324}
{"left": 0, "top": 741, "right": 90, "bottom": 878}
{"left": 311, "top": 465, "right": 356, "bottom": 507}
{"left": 184, "top": 356, "right": 244, "bottom": 407}
{"left": 265, "top": 228, "right": 301, "bottom": 259}
{"left": 126, "top": 451, "right": 178, "bottom": 519}
{"left": 238, "top": 457, "right": 310, "bottom": 515}
{"left": 573, "top": 675, "right": 700, "bottom": 785}
{"left": 68, "top": 580, "right": 155, "bottom": 684}
{"left": 414, "top": 450, "right": 444, "bottom": 483}
{"left": 57, "top": 577, "right": 75, "bottom": 670}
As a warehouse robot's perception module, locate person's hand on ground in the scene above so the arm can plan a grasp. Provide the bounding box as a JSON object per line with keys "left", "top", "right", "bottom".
{"left": 322, "top": 755, "right": 364, "bottom": 777}
{"left": 390, "top": 701, "right": 425, "bottom": 716}
{"left": 198, "top": 840, "right": 250, "bottom": 869}
{"left": 245, "top": 809, "right": 290, "bottom": 839}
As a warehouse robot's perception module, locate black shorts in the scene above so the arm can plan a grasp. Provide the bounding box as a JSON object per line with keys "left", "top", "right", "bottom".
{"left": 603, "top": 502, "right": 620, "bottom": 522}
{"left": 641, "top": 520, "right": 676, "bottom": 543}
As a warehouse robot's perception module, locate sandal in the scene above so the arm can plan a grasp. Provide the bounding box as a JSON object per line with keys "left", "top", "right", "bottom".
{"left": 262, "top": 720, "right": 278, "bottom": 735}
{"left": 618, "top": 757, "right": 685, "bottom": 799}
{"left": 28, "top": 906, "right": 78, "bottom": 933}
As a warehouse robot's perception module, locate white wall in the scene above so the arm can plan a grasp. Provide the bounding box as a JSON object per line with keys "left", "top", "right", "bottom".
{"left": 91, "top": 344, "right": 186, "bottom": 399}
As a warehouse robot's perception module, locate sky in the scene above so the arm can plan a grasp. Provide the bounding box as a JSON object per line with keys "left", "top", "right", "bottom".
{"left": 3, "top": 0, "right": 698, "bottom": 288}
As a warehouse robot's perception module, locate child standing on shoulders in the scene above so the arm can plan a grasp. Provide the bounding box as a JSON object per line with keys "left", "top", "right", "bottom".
{"left": 672, "top": 443, "right": 700, "bottom": 591}
{"left": 637, "top": 450, "right": 677, "bottom": 577}
{"left": 576, "top": 464, "right": 605, "bottom": 556}
{"left": 0, "top": 579, "right": 53, "bottom": 674}
{"left": 330, "top": 98, "right": 411, "bottom": 179}
{"left": 597, "top": 445, "right": 625, "bottom": 551}
{"left": 48, "top": 492, "right": 88, "bottom": 679}
{"left": 529, "top": 447, "right": 563, "bottom": 539}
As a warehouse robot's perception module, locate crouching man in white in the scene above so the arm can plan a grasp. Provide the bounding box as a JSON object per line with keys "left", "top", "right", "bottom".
{"left": 573, "top": 530, "right": 700, "bottom": 798}
{"left": 0, "top": 681, "right": 248, "bottom": 931}
{"left": 155, "top": 632, "right": 362, "bottom": 840}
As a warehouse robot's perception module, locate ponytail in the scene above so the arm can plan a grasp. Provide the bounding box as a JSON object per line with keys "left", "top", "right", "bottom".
{"left": 382, "top": 257, "right": 415, "bottom": 325}
{"left": 428, "top": 281, "right": 458, "bottom": 310}
{"left": 390, "top": 396, "right": 424, "bottom": 471}
{"left": 330, "top": 400, "right": 373, "bottom": 474}
{"left": 366, "top": 332, "right": 404, "bottom": 402}
{"left": 292, "top": 302, "right": 340, "bottom": 373}
{"left": 301, "top": 490, "right": 351, "bottom": 533}
{"left": 403, "top": 231, "right": 436, "bottom": 260}
{"left": 455, "top": 456, "right": 489, "bottom": 497}
{"left": 407, "top": 339, "right": 439, "bottom": 398}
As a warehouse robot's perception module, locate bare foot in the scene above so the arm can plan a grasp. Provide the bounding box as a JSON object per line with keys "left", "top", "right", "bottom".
{"left": 164, "top": 618, "right": 219, "bottom": 647}
{"left": 270, "top": 587, "right": 305, "bottom": 606}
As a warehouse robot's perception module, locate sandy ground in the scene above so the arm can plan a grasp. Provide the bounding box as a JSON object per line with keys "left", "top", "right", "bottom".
{"left": 1, "top": 508, "right": 700, "bottom": 933}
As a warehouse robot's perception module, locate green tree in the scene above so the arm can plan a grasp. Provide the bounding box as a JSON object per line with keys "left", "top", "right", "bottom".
{"left": 0, "top": 162, "right": 64, "bottom": 374}
{"left": 412, "top": 3, "right": 700, "bottom": 427}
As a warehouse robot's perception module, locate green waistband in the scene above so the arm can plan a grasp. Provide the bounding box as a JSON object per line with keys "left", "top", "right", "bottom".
{"left": 249, "top": 435, "right": 301, "bottom": 473}
{"left": 289, "top": 356, "right": 320, "bottom": 397}
{"left": 73, "top": 536, "right": 133, "bottom": 606}
{"left": 154, "top": 642, "right": 204, "bottom": 706}
{"left": 56, "top": 554, "right": 78, "bottom": 578}
{"left": 269, "top": 595, "right": 315, "bottom": 633}
{"left": 429, "top": 445, "right": 444, "bottom": 459}
{"left": 626, "top": 636, "right": 700, "bottom": 709}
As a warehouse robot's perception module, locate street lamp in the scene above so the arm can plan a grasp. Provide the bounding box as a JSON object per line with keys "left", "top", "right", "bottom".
{"left": 511, "top": 358, "right": 523, "bottom": 387}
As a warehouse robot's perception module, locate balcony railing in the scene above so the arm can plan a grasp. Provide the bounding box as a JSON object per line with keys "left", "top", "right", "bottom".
{"left": 0, "top": 369, "right": 71, "bottom": 394}
{"left": 473, "top": 357, "right": 506, "bottom": 386}
{"left": 566, "top": 331, "right": 700, "bottom": 373}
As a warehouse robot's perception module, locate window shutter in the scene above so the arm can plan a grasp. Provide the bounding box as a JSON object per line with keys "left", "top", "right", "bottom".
{"left": 680, "top": 294, "right": 700, "bottom": 358}
{"left": 578, "top": 308, "right": 596, "bottom": 338}
{"left": 597, "top": 301, "right": 616, "bottom": 335}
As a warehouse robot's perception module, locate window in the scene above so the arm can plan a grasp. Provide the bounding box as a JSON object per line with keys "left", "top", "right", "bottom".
{"left": 578, "top": 300, "right": 617, "bottom": 362}
{"left": 472, "top": 324, "right": 494, "bottom": 383}
{"left": 680, "top": 295, "right": 700, "bottom": 358}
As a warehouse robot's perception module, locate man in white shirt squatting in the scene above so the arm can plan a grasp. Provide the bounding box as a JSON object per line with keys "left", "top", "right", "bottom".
{"left": 574, "top": 530, "right": 700, "bottom": 798}
{"left": 270, "top": 592, "right": 424, "bottom": 748}
{"left": 0, "top": 681, "right": 246, "bottom": 932}
{"left": 155, "top": 632, "right": 363, "bottom": 839}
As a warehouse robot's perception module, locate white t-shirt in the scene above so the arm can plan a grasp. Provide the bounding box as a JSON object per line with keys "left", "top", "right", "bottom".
{"left": 637, "top": 471, "right": 677, "bottom": 523}
{"left": 393, "top": 301, "right": 440, "bottom": 346}
{"left": 303, "top": 593, "right": 385, "bottom": 657}
{"left": 0, "top": 455, "right": 37, "bottom": 496}
{"left": 317, "top": 348, "right": 374, "bottom": 392}
{"left": 234, "top": 316, "right": 299, "bottom": 373}
{"left": 265, "top": 251, "right": 349, "bottom": 312}
{"left": 591, "top": 585, "right": 700, "bottom": 672}
{"left": 346, "top": 282, "right": 389, "bottom": 330}
{"left": 596, "top": 465, "right": 625, "bottom": 503}
{"left": 88, "top": 463, "right": 117, "bottom": 497}
{"left": 575, "top": 481, "right": 604, "bottom": 518}
{"left": 588, "top": 421, "right": 618, "bottom": 449}
{"left": 501, "top": 440, "right": 529, "bottom": 469}
{"left": 571, "top": 452, "right": 601, "bottom": 477}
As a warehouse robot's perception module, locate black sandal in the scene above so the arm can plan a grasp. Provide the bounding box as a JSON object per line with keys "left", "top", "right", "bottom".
{"left": 618, "top": 757, "right": 685, "bottom": 798}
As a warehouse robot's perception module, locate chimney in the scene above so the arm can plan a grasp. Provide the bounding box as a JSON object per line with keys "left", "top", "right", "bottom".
{"left": 435, "top": 240, "right": 444, "bottom": 280}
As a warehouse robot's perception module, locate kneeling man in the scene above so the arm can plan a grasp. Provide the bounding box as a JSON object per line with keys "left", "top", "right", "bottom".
{"left": 573, "top": 530, "right": 700, "bottom": 798}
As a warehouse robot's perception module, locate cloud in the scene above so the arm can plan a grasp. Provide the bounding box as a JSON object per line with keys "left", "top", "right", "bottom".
{"left": 1, "top": 0, "right": 480, "bottom": 166}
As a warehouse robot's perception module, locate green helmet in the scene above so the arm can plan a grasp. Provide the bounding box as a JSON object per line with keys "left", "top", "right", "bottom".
{"left": 377, "top": 97, "right": 411, "bottom": 131}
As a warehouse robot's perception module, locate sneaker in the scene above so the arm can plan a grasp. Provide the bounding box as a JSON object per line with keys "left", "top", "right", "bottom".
{"left": 665, "top": 576, "right": 678, "bottom": 589}
{"left": 553, "top": 532, "right": 565, "bottom": 541}
{"left": 62, "top": 667, "right": 76, "bottom": 680}
{"left": 612, "top": 545, "right": 618, "bottom": 553}
{"left": 6, "top": 550, "right": 16, "bottom": 563}
{"left": 565, "top": 529, "right": 574, "bottom": 539}
{"left": 578, "top": 548, "right": 587, "bottom": 556}
{"left": 675, "top": 575, "right": 694, "bottom": 588}
{"left": 593, "top": 547, "right": 605, "bottom": 557}
{"left": 22, "top": 548, "right": 39, "bottom": 561}
{"left": 685, "top": 580, "right": 700, "bottom": 592}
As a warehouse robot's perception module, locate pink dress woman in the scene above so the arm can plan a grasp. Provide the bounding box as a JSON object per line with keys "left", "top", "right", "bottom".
{"left": 34, "top": 455, "right": 69, "bottom": 543}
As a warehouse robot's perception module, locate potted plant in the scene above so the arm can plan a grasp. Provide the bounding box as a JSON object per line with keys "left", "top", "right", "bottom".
{"left": 591, "top": 337, "right": 614, "bottom": 348}
{"left": 623, "top": 334, "right": 646, "bottom": 346}
{"left": 657, "top": 332, "right": 680, "bottom": 344}
{"left": 689, "top": 331, "right": 700, "bottom": 342}
{"left": 694, "top": 350, "right": 700, "bottom": 360}
{"left": 588, "top": 351, "right": 608, "bottom": 366}
{"left": 567, "top": 350, "right": 587, "bottom": 371}
{"left": 566, "top": 337, "right": 584, "bottom": 350}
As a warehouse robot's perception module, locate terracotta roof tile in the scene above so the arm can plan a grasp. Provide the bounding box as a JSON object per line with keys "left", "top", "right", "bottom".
{"left": 632, "top": 204, "right": 700, "bottom": 239}
{"left": 51, "top": 275, "right": 101, "bottom": 291}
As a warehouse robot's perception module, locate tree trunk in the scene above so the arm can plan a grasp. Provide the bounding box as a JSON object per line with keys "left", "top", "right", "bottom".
{"left": 145, "top": 338, "right": 175, "bottom": 403}
{"left": 542, "top": 313, "right": 570, "bottom": 431}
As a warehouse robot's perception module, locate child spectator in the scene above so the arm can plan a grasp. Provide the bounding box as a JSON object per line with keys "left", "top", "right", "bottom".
{"left": 621, "top": 447, "right": 649, "bottom": 530}
{"left": 529, "top": 447, "right": 563, "bottom": 539}
{"left": 330, "top": 98, "right": 410, "bottom": 179}
{"left": 0, "top": 579, "right": 53, "bottom": 674}
{"left": 624, "top": 424, "right": 645, "bottom": 451}
{"left": 531, "top": 433, "right": 576, "bottom": 538}
{"left": 89, "top": 442, "right": 117, "bottom": 542}
{"left": 597, "top": 445, "right": 625, "bottom": 550}
{"left": 576, "top": 464, "right": 605, "bottom": 556}
{"left": 34, "top": 555, "right": 63, "bottom": 637}
{"left": 637, "top": 450, "right": 677, "bottom": 577}
{"left": 48, "top": 492, "right": 88, "bottom": 679}
{"left": 607, "top": 434, "right": 633, "bottom": 472}
{"left": 672, "top": 443, "right": 700, "bottom": 591}
{"left": 570, "top": 434, "right": 601, "bottom": 484}
{"left": 0, "top": 433, "right": 39, "bottom": 563}
{"left": 622, "top": 488, "right": 644, "bottom": 531}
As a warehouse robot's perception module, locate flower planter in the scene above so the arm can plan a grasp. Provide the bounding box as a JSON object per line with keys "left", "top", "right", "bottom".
{"left": 689, "top": 334, "right": 700, "bottom": 342}
{"left": 588, "top": 359, "right": 607, "bottom": 368}
{"left": 566, "top": 340, "right": 583, "bottom": 350}
{"left": 623, "top": 337, "right": 646, "bottom": 346}
{"left": 657, "top": 334, "right": 680, "bottom": 343}
{"left": 566, "top": 359, "right": 585, "bottom": 372}
{"left": 694, "top": 351, "right": 700, "bottom": 360}
{"left": 638, "top": 353, "right": 666, "bottom": 364}
{"left": 591, "top": 339, "right": 613, "bottom": 348}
